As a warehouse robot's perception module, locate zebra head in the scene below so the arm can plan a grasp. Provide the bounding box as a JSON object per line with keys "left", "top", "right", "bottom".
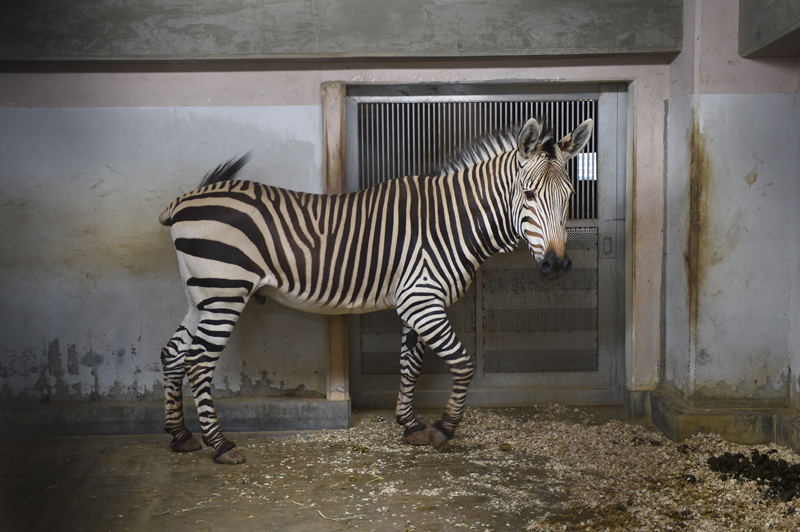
{"left": 515, "top": 118, "right": 594, "bottom": 280}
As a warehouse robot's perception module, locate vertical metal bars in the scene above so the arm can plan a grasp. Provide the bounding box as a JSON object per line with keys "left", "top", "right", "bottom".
{"left": 356, "top": 99, "right": 598, "bottom": 218}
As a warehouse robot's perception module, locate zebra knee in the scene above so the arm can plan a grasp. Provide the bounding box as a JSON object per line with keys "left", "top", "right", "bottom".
{"left": 160, "top": 345, "right": 183, "bottom": 369}
{"left": 450, "top": 357, "right": 475, "bottom": 382}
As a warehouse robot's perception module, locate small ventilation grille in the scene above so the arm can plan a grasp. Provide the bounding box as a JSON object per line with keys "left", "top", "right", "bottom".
{"left": 357, "top": 99, "right": 598, "bottom": 219}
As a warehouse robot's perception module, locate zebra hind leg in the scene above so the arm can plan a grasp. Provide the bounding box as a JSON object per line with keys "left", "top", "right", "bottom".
{"left": 161, "top": 319, "right": 202, "bottom": 453}
{"left": 185, "top": 301, "right": 249, "bottom": 464}
{"left": 395, "top": 325, "right": 430, "bottom": 446}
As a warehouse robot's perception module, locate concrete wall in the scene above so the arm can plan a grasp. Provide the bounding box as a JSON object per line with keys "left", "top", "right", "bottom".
{"left": 664, "top": 93, "right": 799, "bottom": 405}
{"left": 0, "top": 106, "right": 328, "bottom": 403}
{"left": 793, "top": 138, "right": 800, "bottom": 410}
{"left": 663, "top": 0, "right": 800, "bottom": 408}
{"left": 739, "top": 0, "right": 800, "bottom": 58}
{"left": 0, "top": 57, "right": 673, "bottom": 411}
{"left": 2, "top": 0, "right": 799, "bottom": 430}
{"left": 0, "top": 0, "right": 682, "bottom": 61}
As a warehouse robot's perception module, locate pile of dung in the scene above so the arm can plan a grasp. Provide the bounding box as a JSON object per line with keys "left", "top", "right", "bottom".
{"left": 708, "top": 449, "right": 800, "bottom": 502}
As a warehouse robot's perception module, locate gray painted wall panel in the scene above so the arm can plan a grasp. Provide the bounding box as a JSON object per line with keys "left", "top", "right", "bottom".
{"left": 663, "top": 92, "right": 800, "bottom": 405}
{"left": 691, "top": 93, "right": 797, "bottom": 402}
{"left": 0, "top": 0, "right": 683, "bottom": 61}
{"left": 663, "top": 95, "right": 692, "bottom": 396}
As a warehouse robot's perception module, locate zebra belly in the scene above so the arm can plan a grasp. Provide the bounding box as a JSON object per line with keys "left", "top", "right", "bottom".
{"left": 256, "top": 286, "right": 395, "bottom": 315}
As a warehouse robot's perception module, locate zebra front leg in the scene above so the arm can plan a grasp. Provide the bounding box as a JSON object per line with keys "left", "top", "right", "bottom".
{"left": 161, "top": 322, "right": 202, "bottom": 453}
{"left": 396, "top": 325, "right": 430, "bottom": 446}
{"left": 185, "top": 305, "right": 247, "bottom": 464}
{"left": 399, "top": 302, "right": 475, "bottom": 450}
{"left": 429, "top": 353, "right": 475, "bottom": 449}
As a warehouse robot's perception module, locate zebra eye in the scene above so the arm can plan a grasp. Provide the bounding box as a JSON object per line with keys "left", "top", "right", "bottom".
{"left": 524, "top": 190, "right": 536, "bottom": 201}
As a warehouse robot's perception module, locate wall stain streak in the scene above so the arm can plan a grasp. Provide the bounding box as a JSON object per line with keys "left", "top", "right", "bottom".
{"left": 687, "top": 109, "right": 704, "bottom": 360}
{"left": 686, "top": 108, "right": 713, "bottom": 402}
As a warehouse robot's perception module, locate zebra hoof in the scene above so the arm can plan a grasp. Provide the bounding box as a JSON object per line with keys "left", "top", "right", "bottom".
{"left": 170, "top": 433, "right": 202, "bottom": 453}
{"left": 214, "top": 442, "right": 246, "bottom": 465}
{"left": 428, "top": 421, "right": 453, "bottom": 450}
{"left": 403, "top": 424, "right": 431, "bottom": 446}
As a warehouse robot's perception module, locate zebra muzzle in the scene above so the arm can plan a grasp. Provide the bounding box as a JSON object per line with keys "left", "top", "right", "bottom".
{"left": 538, "top": 249, "right": 572, "bottom": 281}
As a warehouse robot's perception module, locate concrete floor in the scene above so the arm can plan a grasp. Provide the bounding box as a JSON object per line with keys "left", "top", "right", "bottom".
{"left": 0, "top": 407, "right": 635, "bottom": 532}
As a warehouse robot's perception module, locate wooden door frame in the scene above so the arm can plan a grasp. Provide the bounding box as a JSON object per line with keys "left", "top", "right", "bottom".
{"left": 322, "top": 81, "right": 349, "bottom": 401}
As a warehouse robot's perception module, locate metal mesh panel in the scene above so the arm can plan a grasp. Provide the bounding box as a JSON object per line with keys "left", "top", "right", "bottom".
{"left": 482, "top": 227, "right": 599, "bottom": 373}
{"left": 485, "top": 307, "right": 598, "bottom": 333}
{"left": 566, "top": 227, "right": 599, "bottom": 249}
{"left": 357, "top": 100, "right": 598, "bottom": 219}
{"left": 483, "top": 267, "right": 598, "bottom": 293}
{"left": 359, "top": 286, "right": 476, "bottom": 376}
{"left": 361, "top": 350, "right": 451, "bottom": 375}
{"left": 484, "top": 349, "right": 598, "bottom": 373}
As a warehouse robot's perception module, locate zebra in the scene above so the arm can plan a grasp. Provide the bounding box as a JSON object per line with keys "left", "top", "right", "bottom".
{"left": 158, "top": 117, "right": 593, "bottom": 464}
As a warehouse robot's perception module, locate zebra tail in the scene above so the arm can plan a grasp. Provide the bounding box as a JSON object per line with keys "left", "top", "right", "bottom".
{"left": 158, "top": 204, "right": 175, "bottom": 226}
{"left": 198, "top": 152, "right": 252, "bottom": 187}
{"left": 158, "top": 153, "right": 252, "bottom": 227}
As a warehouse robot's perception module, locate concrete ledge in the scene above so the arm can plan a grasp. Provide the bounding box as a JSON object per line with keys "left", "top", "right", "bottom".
{"left": 0, "top": 0, "right": 682, "bottom": 62}
{"left": 776, "top": 410, "right": 800, "bottom": 451}
{"left": 0, "top": 397, "right": 351, "bottom": 437}
{"left": 623, "top": 388, "right": 652, "bottom": 420}
{"left": 647, "top": 390, "right": 800, "bottom": 453}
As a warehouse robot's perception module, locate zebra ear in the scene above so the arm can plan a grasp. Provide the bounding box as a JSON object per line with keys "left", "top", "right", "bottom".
{"left": 517, "top": 118, "right": 541, "bottom": 162}
{"left": 558, "top": 119, "right": 593, "bottom": 160}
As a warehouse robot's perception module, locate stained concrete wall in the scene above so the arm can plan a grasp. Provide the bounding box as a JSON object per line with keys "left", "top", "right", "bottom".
{"left": 793, "top": 151, "right": 800, "bottom": 411}
{"left": 4, "top": 0, "right": 800, "bottom": 435}
{"left": 0, "top": 0, "right": 682, "bottom": 61}
{"left": 664, "top": 93, "right": 799, "bottom": 406}
{"left": 663, "top": 0, "right": 800, "bottom": 409}
{"left": 0, "top": 106, "right": 328, "bottom": 403}
{"left": 0, "top": 56, "right": 674, "bottom": 416}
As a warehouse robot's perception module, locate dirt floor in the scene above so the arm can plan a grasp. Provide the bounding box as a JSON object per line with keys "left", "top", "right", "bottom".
{"left": 2, "top": 405, "right": 799, "bottom": 532}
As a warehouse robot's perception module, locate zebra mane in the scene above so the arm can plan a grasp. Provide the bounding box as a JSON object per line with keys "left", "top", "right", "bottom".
{"left": 433, "top": 120, "right": 555, "bottom": 175}
{"left": 199, "top": 152, "right": 252, "bottom": 187}
{"left": 537, "top": 125, "right": 558, "bottom": 159}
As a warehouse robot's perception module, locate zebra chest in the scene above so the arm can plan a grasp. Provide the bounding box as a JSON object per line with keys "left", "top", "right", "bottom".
{"left": 397, "top": 254, "right": 477, "bottom": 308}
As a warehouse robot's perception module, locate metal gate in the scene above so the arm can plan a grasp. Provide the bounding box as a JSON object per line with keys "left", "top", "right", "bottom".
{"left": 346, "top": 83, "right": 627, "bottom": 408}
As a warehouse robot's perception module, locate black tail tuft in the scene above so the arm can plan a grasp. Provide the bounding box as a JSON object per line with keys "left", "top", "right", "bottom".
{"left": 199, "top": 152, "right": 252, "bottom": 187}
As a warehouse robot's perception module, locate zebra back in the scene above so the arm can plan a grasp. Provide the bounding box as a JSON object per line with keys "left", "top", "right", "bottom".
{"left": 159, "top": 151, "right": 521, "bottom": 314}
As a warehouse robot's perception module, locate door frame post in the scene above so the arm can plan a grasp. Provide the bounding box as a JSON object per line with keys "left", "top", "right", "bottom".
{"left": 322, "top": 81, "right": 349, "bottom": 401}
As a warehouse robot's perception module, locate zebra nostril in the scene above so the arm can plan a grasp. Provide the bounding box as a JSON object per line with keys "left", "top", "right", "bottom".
{"left": 563, "top": 256, "right": 573, "bottom": 273}
{"left": 539, "top": 260, "right": 552, "bottom": 275}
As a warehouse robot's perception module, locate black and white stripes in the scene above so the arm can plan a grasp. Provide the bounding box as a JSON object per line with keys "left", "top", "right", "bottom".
{"left": 158, "top": 117, "right": 593, "bottom": 463}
